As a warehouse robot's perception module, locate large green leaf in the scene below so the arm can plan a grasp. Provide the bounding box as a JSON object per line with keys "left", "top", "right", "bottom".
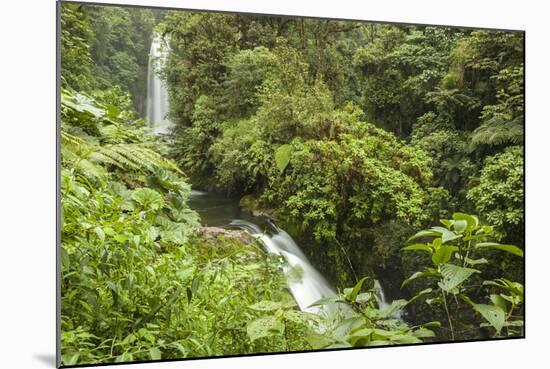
{"left": 132, "top": 188, "right": 164, "bottom": 211}
{"left": 402, "top": 243, "right": 433, "bottom": 253}
{"left": 247, "top": 316, "right": 283, "bottom": 341}
{"left": 283, "top": 309, "right": 310, "bottom": 324}
{"left": 355, "top": 292, "right": 375, "bottom": 304}
{"left": 274, "top": 144, "right": 292, "bottom": 173}
{"left": 371, "top": 329, "right": 396, "bottom": 340}
{"left": 439, "top": 264, "right": 479, "bottom": 292}
{"left": 453, "top": 213, "right": 479, "bottom": 230}
{"left": 412, "top": 327, "right": 436, "bottom": 338}
{"left": 345, "top": 276, "right": 369, "bottom": 303}
{"left": 490, "top": 294, "right": 509, "bottom": 312}
{"left": 432, "top": 245, "right": 458, "bottom": 265}
{"left": 332, "top": 316, "right": 367, "bottom": 341}
{"left": 475, "top": 242, "right": 523, "bottom": 257}
{"left": 348, "top": 328, "right": 374, "bottom": 346}
{"left": 441, "top": 230, "right": 461, "bottom": 244}
{"left": 306, "top": 332, "right": 333, "bottom": 349}
{"left": 156, "top": 216, "right": 191, "bottom": 244}
{"left": 376, "top": 299, "right": 408, "bottom": 318}
{"left": 401, "top": 270, "right": 440, "bottom": 288}
{"left": 149, "top": 348, "right": 161, "bottom": 361}
{"left": 407, "top": 230, "right": 441, "bottom": 242}
{"left": 308, "top": 295, "right": 346, "bottom": 308}
{"left": 389, "top": 334, "right": 422, "bottom": 344}
{"left": 453, "top": 219, "right": 468, "bottom": 233}
{"left": 62, "top": 92, "right": 105, "bottom": 118}
{"left": 471, "top": 303, "right": 506, "bottom": 335}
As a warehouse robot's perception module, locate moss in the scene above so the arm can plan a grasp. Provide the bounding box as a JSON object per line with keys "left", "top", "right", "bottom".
{"left": 239, "top": 194, "right": 259, "bottom": 210}
{"left": 239, "top": 194, "right": 277, "bottom": 218}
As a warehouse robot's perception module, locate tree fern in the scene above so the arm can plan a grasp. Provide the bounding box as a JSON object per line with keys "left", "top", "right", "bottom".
{"left": 471, "top": 115, "right": 523, "bottom": 148}
{"left": 62, "top": 131, "right": 184, "bottom": 175}
{"left": 61, "top": 88, "right": 184, "bottom": 176}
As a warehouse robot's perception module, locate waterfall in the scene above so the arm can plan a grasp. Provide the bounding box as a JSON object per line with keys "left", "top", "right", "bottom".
{"left": 373, "top": 279, "right": 389, "bottom": 308}
{"left": 230, "top": 220, "right": 336, "bottom": 313}
{"left": 188, "top": 191, "right": 395, "bottom": 317}
{"left": 146, "top": 34, "right": 173, "bottom": 134}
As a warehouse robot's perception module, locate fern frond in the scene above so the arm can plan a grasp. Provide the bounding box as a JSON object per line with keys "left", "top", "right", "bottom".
{"left": 471, "top": 115, "right": 524, "bottom": 148}
{"left": 61, "top": 132, "right": 107, "bottom": 179}
{"left": 101, "top": 144, "right": 184, "bottom": 175}
{"left": 61, "top": 131, "right": 185, "bottom": 175}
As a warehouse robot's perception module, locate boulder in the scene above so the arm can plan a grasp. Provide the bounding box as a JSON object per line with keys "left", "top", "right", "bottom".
{"left": 199, "top": 226, "right": 254, "bottom": 244}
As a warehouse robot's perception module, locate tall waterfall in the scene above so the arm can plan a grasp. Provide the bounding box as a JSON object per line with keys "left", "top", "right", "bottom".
{"left": 146, "top": 34, "right": 173, "bottom": 134}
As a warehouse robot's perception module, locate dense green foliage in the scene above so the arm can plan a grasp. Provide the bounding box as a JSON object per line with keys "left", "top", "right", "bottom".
{"left": 60, "top": 5, "right": 315, "bottom": 365}
{"left": 309, "top": 277, "right": 440, "bottom": 347}
{"left": 402, "top": 213, "right": 523, "bottom": 340}
{"left": 60, "top": 3, "right": 524, "bottom": 366}
{"left": 60, "top": 3, "right": 159, "bottom": 113}
{"left": 467, "top": 147, "right": 524, "bottom": 242}
{"left": 161, "top": 12, "right": 524, "bottom": 291}
{"left": 60, "top": 65, "right": 319, "bottom": 366}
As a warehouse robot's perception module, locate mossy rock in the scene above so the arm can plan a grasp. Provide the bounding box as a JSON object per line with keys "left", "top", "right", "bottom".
{"left": 199, "top": 226, "right": 254, "bottom": 244}
{"left": 239, "top": 194, "right": 277, "bottom": 218}
{"left": 239, "top": 194, "right": 259, "bottom": 210}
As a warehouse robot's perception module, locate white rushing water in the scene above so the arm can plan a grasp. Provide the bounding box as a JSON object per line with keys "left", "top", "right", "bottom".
{"left": 146, "top": 34, "right": 173, "bottom": 135}
{"left": 229, "top": 219, "right": 394, "bottom": 317}
{"left": 231, "top": 220, "right": 336, "bottom": 313}
{"left": 373, "top": 279, "right": 390, "bottom": 308}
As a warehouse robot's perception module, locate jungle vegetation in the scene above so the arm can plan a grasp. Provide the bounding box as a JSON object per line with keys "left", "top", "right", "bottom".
{"left": 60, "top": 3, "right": 524, "bottom": 366}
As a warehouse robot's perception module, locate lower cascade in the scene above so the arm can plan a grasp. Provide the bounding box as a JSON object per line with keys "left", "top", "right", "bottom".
{"left": 188, "top": 191, "right": 391, "bottom": 315}
{"left": 230, "top": 219, "right": 335, "bottom": 313}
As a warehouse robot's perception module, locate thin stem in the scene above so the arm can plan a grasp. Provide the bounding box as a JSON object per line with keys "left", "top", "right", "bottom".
{"left": 441, "top": 289, "right": 455, "bottom": 341}
{"left": 109, "top": 334, "right": 117, "bottom": 359}
{"left": 505, "top": 302, "right": 516, "bottom": 337}
{"left": 283, "top": 320, "right": 289, "bottom": 351}
{"left": 334, "top": 238, "right": 359, "bottom": 283}
{"left": 463, "top": 238, "right": 472, "bottom": 267}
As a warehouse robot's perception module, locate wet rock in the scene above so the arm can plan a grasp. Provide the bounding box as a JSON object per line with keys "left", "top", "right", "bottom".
{"left": 199, "top": 226, "right": 254, "bottom": 244}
